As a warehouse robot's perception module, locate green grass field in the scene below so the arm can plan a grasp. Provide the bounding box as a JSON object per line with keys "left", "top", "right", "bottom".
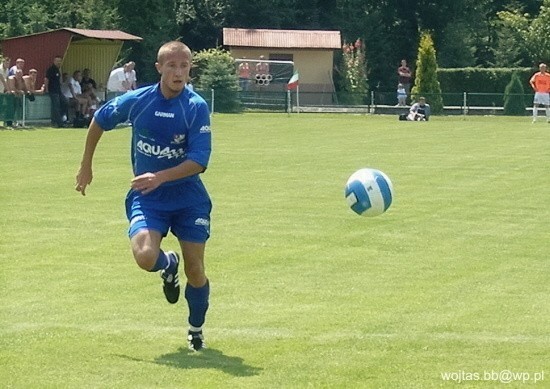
{"left": 1, "top": 114, "right": 548, "bottom": 388}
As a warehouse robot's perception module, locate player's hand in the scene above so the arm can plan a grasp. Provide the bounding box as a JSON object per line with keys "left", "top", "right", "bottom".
{"left": 131, "top": 172, "right": 162, "bottom": 195}
{"left": 76, "top": 165, "right": 93, "bottom": 196}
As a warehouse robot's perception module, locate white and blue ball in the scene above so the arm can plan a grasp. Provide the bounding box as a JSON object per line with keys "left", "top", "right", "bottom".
{"left": 345, "top": 168, "right": 394, "bottom": 217}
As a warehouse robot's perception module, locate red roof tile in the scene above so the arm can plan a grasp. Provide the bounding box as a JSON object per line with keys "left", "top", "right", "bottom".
{"left": 223, "top": 28, "right": 341, "bottom": 49}
{"left": 62, "top": 28, "right": 142, "bottom": 41}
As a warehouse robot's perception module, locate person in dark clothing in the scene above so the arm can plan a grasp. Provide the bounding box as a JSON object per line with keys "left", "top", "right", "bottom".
{"left": 45, "top": 56, "right": 68, "bottom": 127}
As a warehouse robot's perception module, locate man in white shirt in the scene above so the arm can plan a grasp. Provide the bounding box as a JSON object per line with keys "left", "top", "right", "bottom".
{"left": 125, "top": 61, "right": 137, "bottom": 90}
{"left": 107, "top": 62, "right": 137, "bottom": 92}
{"left": 62, "top": 71, "right": 89, "bottom": 118}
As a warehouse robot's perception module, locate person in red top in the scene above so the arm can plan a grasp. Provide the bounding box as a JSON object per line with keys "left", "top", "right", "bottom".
{"left": 529, "top": 63, "right": 550, "bottom": 123}
{"left": 397, "top": 59, "right": 412, "bottom": 98}
{"left": 238, "top": 59, "right": 251, "bottom": 91}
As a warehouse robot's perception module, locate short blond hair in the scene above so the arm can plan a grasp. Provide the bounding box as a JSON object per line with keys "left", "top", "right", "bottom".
{"left": 157, "top": 41, "right": 192, "bottom": 64}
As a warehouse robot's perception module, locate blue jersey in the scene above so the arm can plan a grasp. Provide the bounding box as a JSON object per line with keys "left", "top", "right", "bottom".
{"left": 94, "top": 84, "right": 212, "bottom": 210}
{"left": 95, "top": 84, "right": 211, "bottom": 184}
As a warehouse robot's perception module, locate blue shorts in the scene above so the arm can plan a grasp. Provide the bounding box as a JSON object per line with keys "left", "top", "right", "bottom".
{"left": 125, "top": 184, "right": 212, "bottom": 243}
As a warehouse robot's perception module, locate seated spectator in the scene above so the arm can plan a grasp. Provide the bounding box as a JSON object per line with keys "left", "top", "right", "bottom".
{"left": 70, "top": 70, "right": 93, "bottom": 116}
{"left": 408, "top": 96, "right": 431, "bottom": 121}
{"left": 80, "top": 68, "right": 100, "bottom": 109}
{"left": 23, "top": 69, "right": 45, "bottom": 95}
{"left": 80, "top": 68, "right": 97, "bottom": 91}
{"left": 61, "top": 72, "right": 88, "bottom": 120}
{"left": 8, "top": 58, "right": 25, "bottom": 77}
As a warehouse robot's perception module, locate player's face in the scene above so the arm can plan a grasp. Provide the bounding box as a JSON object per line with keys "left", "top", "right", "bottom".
{"left": 156, "top": 49, "right": 191, "bottom": 98}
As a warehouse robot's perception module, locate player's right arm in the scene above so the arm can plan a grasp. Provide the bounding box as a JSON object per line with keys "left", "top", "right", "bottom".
{"left": 530, "top": 73, "right": 538, "bottom": 91}
{"left": 76, "top": 118, "right": 105, "bottom": 196}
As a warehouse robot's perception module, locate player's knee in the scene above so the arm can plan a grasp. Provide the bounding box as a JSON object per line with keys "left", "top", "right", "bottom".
{"left": 132, "top": 245, "right": 158, "bottom": 271}
{"left": 185, "top": 263, "right": 206, "bottom": 286}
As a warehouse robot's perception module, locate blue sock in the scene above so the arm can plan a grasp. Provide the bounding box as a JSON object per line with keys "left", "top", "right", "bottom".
{"left": 149, "top": 250, "right": 175, "bottom": 273}
{"left": 185, "top": 280, "right": 210, "bottom": 328}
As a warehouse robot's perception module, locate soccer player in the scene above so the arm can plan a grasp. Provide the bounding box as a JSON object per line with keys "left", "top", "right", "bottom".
{"left": 529, "top": 63, "right": 550, "bottom": 123}
{"left": 75, "top": 41, "right": 212, "bottom": 351}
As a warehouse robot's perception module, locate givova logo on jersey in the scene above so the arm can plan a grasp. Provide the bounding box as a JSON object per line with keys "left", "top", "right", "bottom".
{"left": 136, "top": 139, "right": 184, "bottom": 159}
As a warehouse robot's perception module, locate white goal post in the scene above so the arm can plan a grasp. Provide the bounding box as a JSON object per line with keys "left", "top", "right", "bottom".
{"left": 234, "top": 58, "right": 298, "bottom": 112}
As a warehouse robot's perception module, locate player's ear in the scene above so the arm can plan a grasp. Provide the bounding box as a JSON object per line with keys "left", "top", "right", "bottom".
{"left": 155, "top": 62, "right": 161, "bottom": 74}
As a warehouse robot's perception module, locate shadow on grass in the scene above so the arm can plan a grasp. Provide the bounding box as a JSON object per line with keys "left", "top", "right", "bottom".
{"left": 115, "top": 347, "right": 262, "bottom": 377}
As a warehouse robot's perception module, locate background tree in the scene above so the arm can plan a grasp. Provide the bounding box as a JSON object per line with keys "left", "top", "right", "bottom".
{"left": 0, "top": 0, "right": 547, "bottom": 87}
{"left": 411, "top": 32, "right": 443, "bottom": 114}
{"left": 0, "top": 0, "right": 118, "bottom": 36}
{"left": 498, "top": 0, "right": 550, "bottom": 64}
{"left": 117, "top": 0, "right": 179, "bottom": 84}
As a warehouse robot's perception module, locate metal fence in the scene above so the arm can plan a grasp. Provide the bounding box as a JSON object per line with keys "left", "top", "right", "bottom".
{"left": 0, "top": 90, "right": 537, "bottom": 126}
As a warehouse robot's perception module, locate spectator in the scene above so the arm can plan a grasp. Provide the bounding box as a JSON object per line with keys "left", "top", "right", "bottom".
{"left": 45, "top": 55, "right": 68, "bottom": 127}
{"left": 80, "top": 68, "right": 100, "bottom": 111}
{"left": 396, "top": 83, "right": 407, "bottom": 106}
{"left": 0, "top": 56, "right": 10, "bottom": 94}
{"left": 24, "top": 69, "right": 45, "bottom": 94}
{"left": 256, "top": 55, "right": 269, "bottom": 75}
{"left": 62, "top": 71, "right": 89, "bottom": 119}
{"left": 408, "top": 96, "right": 430, "bottom": 121}
{"left": 80, "top": 68, "right": 97, "bottom": 91}
{"left": 7, "top": 69, "right": 29, "bottom": 127}
{"left": 107, "top": 62, "right": 135, "bottom": 92}
{"left": 125, "top": 61, "right": 137, "bottom": 91}
{"left": 397, "top": 59, "right": 412, "bottom": 97}
{"left": 8, "top": 58, "right": 25, "bottom": 77}
{"left": 238, "top": 59, "right": 251, "bottom": 91}
{"left": 529, "top": 63, "right": 550, "bottom": 123}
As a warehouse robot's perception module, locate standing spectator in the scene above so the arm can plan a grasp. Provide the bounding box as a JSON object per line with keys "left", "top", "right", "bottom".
{"left": 397, "top": 59, "right": 412, "bottom": 97}
{"left": 238, "top": 59, "right": 251, "bottom": 91}
{"left": 125, "top": 61, "right": 137, "bottom": 91}
{"left": 8, "top": 58, "right": 25, "bottom": 77}
{"left": 0, "top": 57, "right": 11, "bottom": 127}
{"left": 255, "top": 55, "right": 269, "bottom": 76}
{"left": 0, "top": 56, "right": 10, "bottom": 93}
{"left": 45, "top": 55, "right": 68, "bottom": 127}
{"left": 396, "top": 83, "right": 407, "bottom": 106}
{"left": 529, "top": 63, "right": 550, "bottom": 123}
{"left": 7, "top": 69, "right": 30, "bottom": 127}
{"left": 255, "top": 55, "right": 270, "bottom": 86}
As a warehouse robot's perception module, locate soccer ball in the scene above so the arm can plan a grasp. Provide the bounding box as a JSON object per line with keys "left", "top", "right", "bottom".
{"left": 345, "top": 168, "right": 394, "bottom": 217}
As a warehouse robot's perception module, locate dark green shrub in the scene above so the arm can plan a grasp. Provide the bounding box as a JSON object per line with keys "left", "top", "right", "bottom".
{"left": 503, "top": 72, "right": 527, "bottom": 115}
{"left": 193, "top": 48, "right": 242, "bottom": 113}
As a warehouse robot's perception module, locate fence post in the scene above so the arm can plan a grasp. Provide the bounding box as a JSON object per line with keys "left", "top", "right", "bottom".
{"left": 211, "top": 88, "right": 214, "bottom": 115}
{"left": 22, "top": 94, "right": 26, "bottom": 127}
{"left": 370, "top": 90, "right": 375, "bottom": 113}
{"left": 463, "top": 92, "right": 468, "bottom": 116}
